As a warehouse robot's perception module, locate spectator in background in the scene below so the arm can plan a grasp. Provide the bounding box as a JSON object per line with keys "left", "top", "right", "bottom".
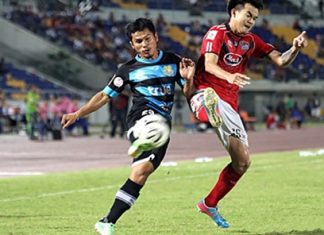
{"left": 0, "top": 90, "right": 5, "bottom": 101}
{"left": 109, "top": 92, "right": 129, "bottom": 138}
{"left": 310, "top": 92, "right": 321, "bottom": 119}
{"left": 261, "top": 18, "right": 270, "bottom": 30}
{"left": 265, "top": 105, "right": 279, "bottom": 129}
{"left": 174, "top": 90, "right": 184, "bottom": 126}
{"left": 319, "top": 0, "right": 323, "bottom": 18}
{"left": 25, "top": 85, "right": 40, "bottom": 140}
{"left": 64, "top": 97, "right": 89, "bottom": 136}
{"left": 292, "top": 19, "right": 302, "bottom": 31}
{"left": 290, "top": 101, "right": 304, "bottom": 128}
{"left": 38, "top": 98, "right": 50, "bottom": 140}
{"left": 0, "top": 57, "right": 6, "bottom": 75}
{"left": 155, "top": 13, "right": 167, "bottom": 36}
{"left": 50, "top": 95, "right": 64, "bottom": 135}
{"left": 284, "top": 93, "right": 295, "bottom": 111}
{"left": 0, "top": 95, "right": 7, "bottom": 134}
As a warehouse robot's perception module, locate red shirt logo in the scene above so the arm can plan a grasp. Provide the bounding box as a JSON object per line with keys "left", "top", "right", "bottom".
{"left": 223, "top": 53, "right": 243, "bottom": 66}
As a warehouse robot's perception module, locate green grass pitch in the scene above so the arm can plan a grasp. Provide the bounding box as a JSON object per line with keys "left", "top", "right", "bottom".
{"left": 1, "top": 150, "right": 324, "bottom": 235}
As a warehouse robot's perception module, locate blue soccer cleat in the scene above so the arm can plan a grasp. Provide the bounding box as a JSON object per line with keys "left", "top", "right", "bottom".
{"left": 196, "top": 199, "right": 230, "bottom": 229}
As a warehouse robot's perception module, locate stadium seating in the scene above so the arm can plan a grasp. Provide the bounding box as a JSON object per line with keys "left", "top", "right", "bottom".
{"left": 107, "top": 0, "right": 147, "bottom": 9}
{"left": 3, "top": 2, "right": 323, "bottom": 82}
{"left": 0, "top": 62, "right": 72, "bottom": 100}
{"left": 101, "top": 0, "right": 299, "bottom": 14}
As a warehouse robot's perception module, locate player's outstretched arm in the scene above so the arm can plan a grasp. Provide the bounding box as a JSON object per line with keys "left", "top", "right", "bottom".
{"left": 179, "top": 57, "right": 196, "bottom": 97}
{"left": 269, "top": 31, "right": 308, "bottom": 67}
{"left": 61, "top": 91, "right": 110, "bottom": 129}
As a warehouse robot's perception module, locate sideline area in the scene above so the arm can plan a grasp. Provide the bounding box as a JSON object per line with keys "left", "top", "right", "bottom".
{"left": 0, "top": 126, "right": 324, "bottom": 178}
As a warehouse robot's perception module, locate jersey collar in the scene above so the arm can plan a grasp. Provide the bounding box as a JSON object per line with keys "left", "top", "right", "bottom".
{"left": 135, "top": 50, "right": 163, "bottom": 64}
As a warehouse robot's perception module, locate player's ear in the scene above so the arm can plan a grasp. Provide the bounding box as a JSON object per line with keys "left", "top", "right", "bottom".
{"left": 129, "top": 40, "right": 135, "bottom": 49}
{"left": 231, "top": 8, "right": 236, "bottom": 17}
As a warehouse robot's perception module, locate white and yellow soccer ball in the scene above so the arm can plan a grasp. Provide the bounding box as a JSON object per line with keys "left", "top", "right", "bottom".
{"left": 130, "top": 114, "right": 170, "bottom": 149}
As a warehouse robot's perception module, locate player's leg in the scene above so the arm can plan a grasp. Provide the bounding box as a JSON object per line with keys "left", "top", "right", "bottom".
{"left": 197, "top": 140, "right": 248, "bottom": 229}
{"left": 95, "top": 141, "right": 169, "bottom": 235}
{"left": 203, "top": 137, "right": 249, "bottom": 206}
{"left": 95, "top": 161, "right": 154, "bottom": 235}
{"left": 103, "top": 161, "right": 154, "bottom": 220}
{"left": 197, "top": 100, "right": 249, "bottom": 228}
{"left": 228, "top": 137, "right": 251, "bottom": 174}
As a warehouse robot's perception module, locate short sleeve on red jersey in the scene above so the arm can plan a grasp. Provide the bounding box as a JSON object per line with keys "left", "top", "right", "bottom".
{"left": 201, "top": 26, "right": 225, "bottom": 55}
{"left": 251, "top": 33, "right": 275, "bottom": 58}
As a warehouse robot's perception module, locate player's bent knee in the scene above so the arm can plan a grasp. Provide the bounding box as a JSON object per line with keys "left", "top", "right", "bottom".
{"left": 232, "top": 160, "right": 251, "bottom": 174}
{"left": 130, "top": 164, "right": 155, "bottom": 184}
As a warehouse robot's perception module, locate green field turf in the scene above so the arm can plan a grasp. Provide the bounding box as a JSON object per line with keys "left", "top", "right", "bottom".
{"left": 1, "top": 149, "right": 324, "bottom": 235}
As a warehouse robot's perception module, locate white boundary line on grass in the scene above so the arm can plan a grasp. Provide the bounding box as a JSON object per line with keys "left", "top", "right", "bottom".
{"left": 0, "top": 173, "right": 212, "bottom": 203}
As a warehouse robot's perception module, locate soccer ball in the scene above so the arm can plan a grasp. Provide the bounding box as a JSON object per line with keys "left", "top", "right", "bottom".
{"left": 130, "top": 114, "right": 170, "bottom": 148}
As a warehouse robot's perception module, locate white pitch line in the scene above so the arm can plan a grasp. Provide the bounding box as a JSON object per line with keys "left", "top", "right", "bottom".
{"left": 0, "top": 173, "right": 212, "bottom": 203}
{"left": 0, "top": 172, "right": 45, "bottom": 176}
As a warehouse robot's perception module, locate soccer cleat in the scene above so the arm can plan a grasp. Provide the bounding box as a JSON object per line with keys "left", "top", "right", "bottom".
{"left": 127, "top": 139, "right": 155, "bottom": 158}
{"left": 203, "top": 88, "right": 223, "bottom": 128}
{"left": 95, "top": 221, "right": 116, "bottom": 235}
{"left": 196, "top": 200, "right": 230, "bottom": 229}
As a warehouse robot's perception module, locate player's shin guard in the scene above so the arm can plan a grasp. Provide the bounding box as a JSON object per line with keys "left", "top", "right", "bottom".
{"left": 106, "top": 179, "right": 143, "bottom": 223}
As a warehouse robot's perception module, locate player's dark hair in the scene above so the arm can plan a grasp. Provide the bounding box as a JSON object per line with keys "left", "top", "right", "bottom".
{"left": 227, "top": 0, "right": 263, "bottom": 16}
{"left": 125, "top": 18, "right": 156, "bottom": 41}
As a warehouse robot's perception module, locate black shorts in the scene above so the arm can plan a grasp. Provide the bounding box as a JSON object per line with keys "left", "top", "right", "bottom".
{"left": 127, "top": 108, "right": 171, "bottom": 169}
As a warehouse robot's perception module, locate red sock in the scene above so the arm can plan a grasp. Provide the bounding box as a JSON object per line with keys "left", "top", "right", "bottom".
{"left": 196, "top": 106, "right": 209, "bottom": 123}
{"left": 204, "top": 163, "right": 242, "bottom": 207}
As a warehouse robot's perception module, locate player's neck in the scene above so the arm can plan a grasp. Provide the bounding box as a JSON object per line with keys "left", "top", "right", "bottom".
{"left": 228, "top": 21, "right": 244, "bottom": 37}
{"left": 138, "top": 50, "right": 160, "bottom": 60}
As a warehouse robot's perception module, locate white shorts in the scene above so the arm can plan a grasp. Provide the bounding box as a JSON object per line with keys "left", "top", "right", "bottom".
{"left": 190, "top": 89, "right": 249, "bottom": 149}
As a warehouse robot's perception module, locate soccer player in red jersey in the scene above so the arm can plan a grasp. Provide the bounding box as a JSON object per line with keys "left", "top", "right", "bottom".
{"left": 191, "top": 0, "right": 308, "bottom": 228}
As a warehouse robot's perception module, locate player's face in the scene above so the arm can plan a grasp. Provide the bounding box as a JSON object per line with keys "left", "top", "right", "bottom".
{"left": 130, "top": 28, "right": 159, "bottom": 59}
{"left": 231, "top": 3, "right": 259, "bottom": 35}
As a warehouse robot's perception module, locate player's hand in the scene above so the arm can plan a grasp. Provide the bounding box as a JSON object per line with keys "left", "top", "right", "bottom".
{"left": 61, "top": 112, "right": 79, "bottom": 129}
{"left": 292, "top": 31, "right": 308, "bottom": 49}
{"left": 227, "top": 73, "right": 251, "bottom": 88}
{"left": 179, "top": 58, "right": 195, "bottom": 81}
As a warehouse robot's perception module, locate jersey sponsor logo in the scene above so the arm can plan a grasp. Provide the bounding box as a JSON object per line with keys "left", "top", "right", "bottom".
{"left": 136, "top": 83, "right": 174, "bottom": 97}
{"left": 149, "top": 84, "right": 173, "bottom": 96}
{"left": 223, "top": 53, "right": 243, "bottom": 66}
{"left": 240, "top": 41, "right": 250, "bottom": 51}
{"left": 206, "top": 30, "right": 217, "bottom": 40}
{"left": 113, "top": 76, "right": 123, "bottom": 87}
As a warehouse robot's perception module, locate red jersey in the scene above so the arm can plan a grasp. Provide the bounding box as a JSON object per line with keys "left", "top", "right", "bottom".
{"left": 195, "top": 23, "right": 274, "bottom": 110}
